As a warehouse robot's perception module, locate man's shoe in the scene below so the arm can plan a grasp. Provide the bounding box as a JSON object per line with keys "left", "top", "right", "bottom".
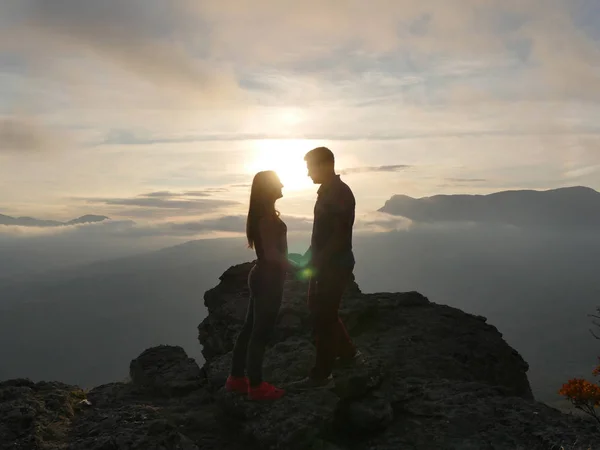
{"left": 335, "top": 350, "right": 365, "bottom": 368}
{"left": 225, "top": 375, "right": 249, "bottom": 394}
{"left": 286, "top": 375, "right": 334, "bottom": 391}
{"left": 248, "top": 382, "right": 285, "bottom": 401}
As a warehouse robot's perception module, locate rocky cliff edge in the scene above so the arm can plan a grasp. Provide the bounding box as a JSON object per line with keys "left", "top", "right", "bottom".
{"left": 1, "top": 262, "right": 599, "bottom": 450}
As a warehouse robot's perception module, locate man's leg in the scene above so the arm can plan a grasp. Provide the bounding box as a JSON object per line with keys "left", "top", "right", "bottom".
{"left": 309, "top": 267, "right": 355, "bottom": 381}
{"left": 307, "top": 277, "right": 318, "bottom": 340}
{"left": 335, "top": 317, "right": 357, "bottom": 360}
{"left": 287, "top": 267, "right": 356, "bottom": 391}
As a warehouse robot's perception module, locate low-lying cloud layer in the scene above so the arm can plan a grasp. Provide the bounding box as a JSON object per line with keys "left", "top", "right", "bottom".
{"left": 0, "top": 211, "right": 406, "bottom": 281}
{"left": 73, "top": 191, "right": 241, "bottom": 220}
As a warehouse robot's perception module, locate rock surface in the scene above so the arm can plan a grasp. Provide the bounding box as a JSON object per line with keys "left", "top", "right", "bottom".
{"left": 2, "top": 262, "right": 600, "bottom": 449}
{"left": 129, "top": 345, "right": 203, "bottom": 396}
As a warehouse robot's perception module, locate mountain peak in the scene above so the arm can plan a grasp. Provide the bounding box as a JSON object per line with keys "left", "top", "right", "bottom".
{"left": 379, "top": 185, "right": 600, "bottom": 228}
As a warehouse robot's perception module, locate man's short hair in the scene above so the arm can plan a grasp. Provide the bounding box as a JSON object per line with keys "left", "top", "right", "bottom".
{"left": 304, "top": 147, "right": 335, "bottom": 165}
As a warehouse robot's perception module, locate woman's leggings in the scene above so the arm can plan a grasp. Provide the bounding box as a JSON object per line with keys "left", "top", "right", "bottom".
{"left": 230, "top": 264, "right": 284, "bottom": 387}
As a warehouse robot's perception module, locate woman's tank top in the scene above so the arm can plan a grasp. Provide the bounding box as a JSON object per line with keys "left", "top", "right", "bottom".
{"left": 254, "top": 216, "right": 288, "bottom": 264}
{"left": 249, "top": 216, "right": 287, "bottom": 293}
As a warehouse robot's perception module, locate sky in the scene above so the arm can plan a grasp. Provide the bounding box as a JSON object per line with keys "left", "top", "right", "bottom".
{"left": 1, "top": 0, "right": 600, "bottom": 236}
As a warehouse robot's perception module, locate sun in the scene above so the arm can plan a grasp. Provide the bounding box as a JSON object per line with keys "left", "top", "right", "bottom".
{"left": 246, "top": 139, "right": 315, "bottom": 191}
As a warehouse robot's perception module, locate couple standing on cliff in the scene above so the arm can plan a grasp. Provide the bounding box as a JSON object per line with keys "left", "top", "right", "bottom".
{"left": 224, "top": 146, "right": 364, "bottom": 401}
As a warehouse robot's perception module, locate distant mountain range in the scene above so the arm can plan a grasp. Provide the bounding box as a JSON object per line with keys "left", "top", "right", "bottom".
{"left": 0, "top": 214, "right": 109, "bottom": 227}
{"left": 379, "top": 186, "right": 600, "bottom": 229}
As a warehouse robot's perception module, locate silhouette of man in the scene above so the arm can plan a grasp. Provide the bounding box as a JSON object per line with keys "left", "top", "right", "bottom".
{"left": 288, "top": 147, "right": 363, "bottom": 391}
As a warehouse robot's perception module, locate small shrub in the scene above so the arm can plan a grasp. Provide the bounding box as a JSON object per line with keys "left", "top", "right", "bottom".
{"left": 559, "top": 308, "right": 600, "bottom": 427}
{"left": 559, "top": 373, "right": 600, "bottom": 425}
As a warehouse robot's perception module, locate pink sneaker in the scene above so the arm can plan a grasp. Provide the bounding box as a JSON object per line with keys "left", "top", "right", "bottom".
{"left": 248, "top": 382, "right": 285, "bottom": 401}
{"left": 225, "top": 375, "right": 249, "bottom": 394}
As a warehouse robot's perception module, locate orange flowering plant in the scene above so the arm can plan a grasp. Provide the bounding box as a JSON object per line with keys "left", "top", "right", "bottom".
{"left": 559, "top": 372, "right": 600, "bottom": 425}
{"left": 559, "top": 308, "right": 600, "bottom": 425}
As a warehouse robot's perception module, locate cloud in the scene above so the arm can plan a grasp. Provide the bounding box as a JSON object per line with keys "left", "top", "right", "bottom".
{"left": 140, "top": 191, "right": 183, "bottom": 199}
{"left": 66, "top": 212, "right": 406, "bottom": 237}
{"left": 99, "top": 130, "right": 213, "bottom": 146}
{"left": 564, "top": 165, "right": 600, "bottom": 180}
{"left": 93, "top": 123, "right": 600, "bottom": 148}
{"left": 435, "top": 178, "right": 491, "bottom": 189}
{"left": 139, "top": 189, "right": 228, "bottom": 199}
{"left": 75, "top": 193, "right": 241, "bottom": 220}
{"left": 355, "top": 212, "right": 412, "bottom": 233}
{"left": 193, "top": 0, "right": 600, "bottom": 98}
{"left": 163, "top": 212, "right": 414, "bottom": 236}
{"left": 0, "top": 219, "right": 183, "bottom": 280}
{"left": 6, "top": 0, "right": 597, "bottom": 109}
{"left": 0, "top": 219, "right": 131, "bottom": 238}
{"left": 197, "top": 188, "right": 230, "bottom": 194}
{"left": 0, "top": 212, "right": 311, "bottom": 242}
{"left": 0, "top": 117, "right": 66, "bottom": 153}
{"left": 167, "top": 214, "right": 314, "bottom": 235}
{"left": 0, "top": 210, "right": 413, "bottom": 248}
{"left": 193, "top": 0, "right": 517, "bottom": 62}
{"left": 340, "top": 165, "right": 412, "bottom": 175}
{"left": 90, "top": 198, "right": 219, "bottom": 209}
{"left": 3, "top": 1, "right": 598, "bottom": 122}
{"left": 1, "top": 0, "right": 242, "bottom": 107}
{"left": 168, "top": 215, "right": 246, "bottom": 234}
{"left": 445, "top": 178, "right": 488, "bottom": 183}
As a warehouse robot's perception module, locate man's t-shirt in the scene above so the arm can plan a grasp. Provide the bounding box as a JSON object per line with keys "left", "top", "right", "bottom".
{"left": 311, "top": 175, "right": 355, "bottom": 269}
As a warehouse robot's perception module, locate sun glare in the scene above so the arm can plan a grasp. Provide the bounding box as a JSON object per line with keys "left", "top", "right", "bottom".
{"left": 246, "top": 139, "right": 315, "bottom": 191}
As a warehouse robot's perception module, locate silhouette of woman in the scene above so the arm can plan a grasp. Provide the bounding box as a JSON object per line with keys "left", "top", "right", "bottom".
{"left": 225, "top": 170, "right": 294, "bottom": 400}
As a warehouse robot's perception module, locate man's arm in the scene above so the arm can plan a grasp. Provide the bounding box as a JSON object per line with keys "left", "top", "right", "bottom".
{"left": 302, "top": 246, "right": 313, "bottom": 262}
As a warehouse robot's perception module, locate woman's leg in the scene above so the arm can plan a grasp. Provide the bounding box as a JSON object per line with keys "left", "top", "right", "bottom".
{"left": 229, "top": 274, "right": 256, "bottom": 377}
{"left": 246, "top": 272, "right": 284, "bottom": 387}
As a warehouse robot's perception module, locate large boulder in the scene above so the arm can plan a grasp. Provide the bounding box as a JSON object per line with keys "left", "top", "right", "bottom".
{"left": 197, "top": 263, "right": 599, "bottom": 450}
{"left": 129, "top": 345, "right": 204, "bottom": 396}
